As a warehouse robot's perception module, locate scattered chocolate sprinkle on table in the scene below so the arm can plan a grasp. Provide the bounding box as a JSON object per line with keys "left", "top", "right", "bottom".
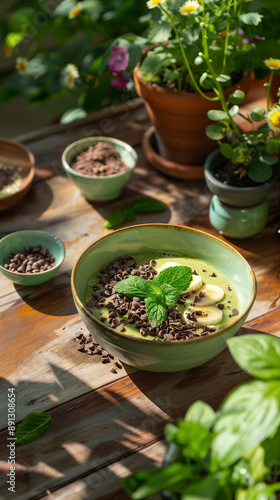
{"left": 0, "top": 95, "right": 279, "bottom": 500}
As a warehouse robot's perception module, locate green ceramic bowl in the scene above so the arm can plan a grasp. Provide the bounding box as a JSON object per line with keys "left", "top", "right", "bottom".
{"left": 61, "top": 137, "right": 138, "bottom": 202}
{"left": 71, "top": 224, "right": 256, "bottom": 372}
{"left": 0, "top": 230, "right": 65, "bottom": 285}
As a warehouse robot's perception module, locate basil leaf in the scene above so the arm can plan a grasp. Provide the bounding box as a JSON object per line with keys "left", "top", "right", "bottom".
{"left": 227, "top": 334, "right": 280, "bottom": 380}
{"left": 131, "top": 197, "right": 167, "bottom": 213}
{"left": 212, "top": 380, "right": 280, "bottom": 465}
{"left": 169, "top": 420, "right": 212, "bottom": 461}
{"left": 104, "top": 209, "right": 125, "bottom": 229}
{"left": 145, "top": 296, "right": 167, "bottom": 327}
{"left": 114, "top": 276, "right": 148, "bottom": 300}
{"left": 122, "top": 463, "right": 194, "bottom": 499}
{"left": 154, "top": 265, "right": 192, "bottom": 294}
{"left": 123, "top": 207, "right": 136, "bottom": 222}
{"left": 15, "top": 412, "right": 53, "bottom": 446}
{"left": 185, "top": 401, "right": 216, "bottom": 430}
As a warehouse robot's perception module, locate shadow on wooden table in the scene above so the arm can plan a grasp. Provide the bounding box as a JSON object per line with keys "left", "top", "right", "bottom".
{"left": 0, "top": 362, "right": 168, "bottom": 500}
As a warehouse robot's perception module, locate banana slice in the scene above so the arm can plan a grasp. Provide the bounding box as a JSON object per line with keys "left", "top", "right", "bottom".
{"left": 187, "top": 284, "right": 224, "bottom": 306}
{"left": 156, "top": 262, "right": 203, "bottom": 294}
{"left": 188, "top": 305, "right": 223, "bottom": 326}
{"left": 186, "top": 274, "right": 203, "bottom": 293}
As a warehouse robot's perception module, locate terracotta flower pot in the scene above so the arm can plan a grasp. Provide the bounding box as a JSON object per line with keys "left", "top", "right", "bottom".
{"left": 134, "top": 60, "right": 251, "bottom": 178}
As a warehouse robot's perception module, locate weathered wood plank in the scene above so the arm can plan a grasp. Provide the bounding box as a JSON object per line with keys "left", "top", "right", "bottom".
{"left": 0, "top": 328, "right": 253, "bottom": 499}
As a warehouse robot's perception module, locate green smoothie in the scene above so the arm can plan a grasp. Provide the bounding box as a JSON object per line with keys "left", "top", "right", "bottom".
{"left": 85, "top": 251, "right": 239, "bottom": 340}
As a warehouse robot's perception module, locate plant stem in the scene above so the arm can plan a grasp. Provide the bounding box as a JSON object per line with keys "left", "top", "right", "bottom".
{"left": 266, "top": 71, "right": 274, "bottom": 112}
{"left": 159, "top": 4, "right": 219, "bottom": 101}
{"left": 201, "top": 24, "right": 241, "bottom": 136}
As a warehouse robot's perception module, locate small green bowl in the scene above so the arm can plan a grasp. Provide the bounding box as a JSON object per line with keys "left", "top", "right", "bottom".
{"left": 0, "top": 230, "right": 65, "bottom": 285}
{"left": 71, "top": 224, "right": 257, "bottom": 372}
{"left": 61, "top": 137, "right": 138, "bottom": 202}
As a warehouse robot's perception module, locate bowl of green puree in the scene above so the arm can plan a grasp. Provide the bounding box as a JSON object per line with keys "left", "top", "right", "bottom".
{"left": 71, "top": 224, "right": 256, "bottom": 372}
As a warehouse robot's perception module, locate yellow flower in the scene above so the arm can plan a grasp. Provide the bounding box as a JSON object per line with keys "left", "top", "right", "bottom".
{"left": 69, "top": 2, "right": 82, "bottom": 19}
{"left": 264, "top": 58, "right": 280, "bottom": 70}
{"left": 267, "top": 104, "right": 280, "bottom": 131}
{"left": 4, "top": 42, "right": 12, "bottom": 57}
{"left": 180, "top": 0, "right": 200, "bottom": 14}
{"left": 64, "top": 63, "right": 79, "bottom": 89}
{"left": 146, "top": 0, "right": 163, "bottom": 8}
{"left": 16, "top": 57, "right": 28, "bottom": 74}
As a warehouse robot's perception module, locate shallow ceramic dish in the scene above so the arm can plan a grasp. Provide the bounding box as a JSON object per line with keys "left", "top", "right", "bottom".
{"left": 71, "top": 224, "right": 256, "bottom": 372}
{"left": 0, "top": 137, "right": 35, "bottom": 211}
{"left": 0, "top": 230, "right": 65, "bottom": 285}
{"left": 61, "top": 136, "right": 138, "bottom": 201}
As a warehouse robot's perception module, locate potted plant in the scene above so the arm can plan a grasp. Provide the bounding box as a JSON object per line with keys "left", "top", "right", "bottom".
{"left": 203, "top": 58, "right": 280, "bottom": 238}
{"left": 132, "top": 0, "right": 279, "bottom": 178}
{"left": 122, "top": 333, "right": 280, "bottom": 500}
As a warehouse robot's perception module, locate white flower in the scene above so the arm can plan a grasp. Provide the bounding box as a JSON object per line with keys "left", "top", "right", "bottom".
{"left": 179, "top": 0, "right": 200, "bottom": 15}
{"left": 147, "top": 0, "right": 163, "bottom": 9}
{"left": 64, "top": 64, "right": 79, "bottom": 89}
{"left": 267, "top": 104, "right": 280, "bottom": 131}
{"left": 68, "top": 3, "right": 82, "bottom": 19}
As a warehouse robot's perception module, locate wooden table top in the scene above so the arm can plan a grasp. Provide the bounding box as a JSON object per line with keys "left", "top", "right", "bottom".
{"left": 0, "top": 93, "right": 279, "bottom": 500}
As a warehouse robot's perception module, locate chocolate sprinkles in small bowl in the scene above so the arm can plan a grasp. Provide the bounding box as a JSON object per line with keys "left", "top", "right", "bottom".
{"left": 70, "top": 141, "right": 129, "bottom": 177}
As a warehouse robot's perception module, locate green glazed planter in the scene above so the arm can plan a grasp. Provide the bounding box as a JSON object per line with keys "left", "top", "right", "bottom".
{"left": 62, "top": 136, "right": 138, "bottom": 202}
{"left": 0, "top": 230, "right": 65, "bottom": 285}
{"left": 71, "top": 224, "right": 256, "bottom": 372}
{"left": 204, "top": 149, "right": 278, "bottom": 238}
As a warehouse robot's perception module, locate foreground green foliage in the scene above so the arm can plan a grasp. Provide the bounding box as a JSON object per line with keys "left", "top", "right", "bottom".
{"left": 122, "top": 334, "right": 280, "bottom": 499}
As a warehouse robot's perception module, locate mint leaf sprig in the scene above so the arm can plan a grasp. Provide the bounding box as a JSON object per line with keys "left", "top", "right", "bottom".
{"left": 104, "top": 197, "right": 167, "bottom": 229}
{"left": 114, "top": 265, "right": 192, "bottom": 327}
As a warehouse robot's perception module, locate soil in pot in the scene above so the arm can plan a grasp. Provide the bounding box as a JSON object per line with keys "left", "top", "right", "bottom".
{"left": 213, "top": 159, "right": 260, "bottom": 188}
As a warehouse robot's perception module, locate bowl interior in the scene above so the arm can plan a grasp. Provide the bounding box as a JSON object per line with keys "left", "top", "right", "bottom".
{"left": 73, "top": 224, "right": 256, "bottom": 334}
{"left": 0, "top": 230, "right": 65, "bottom": 275}
{"left": 63, "top": 137, "right": 137, "bottom": 179}
{"left": 0, "top": 138, "right": 35, "bottom": 210}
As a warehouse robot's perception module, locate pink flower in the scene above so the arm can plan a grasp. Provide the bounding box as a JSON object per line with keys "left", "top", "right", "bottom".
{"left": 111, "top": 72, "right": 128, "bottom": 89}
{"left": 108, "top": 46, "right": 129, "bottom": 72}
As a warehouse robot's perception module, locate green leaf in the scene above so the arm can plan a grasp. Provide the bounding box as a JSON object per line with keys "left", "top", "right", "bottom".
{"left": 15, "top": 412, "right": 52, "bottom": 446}
{"left": 206, "top": 122, "right": 228, "bottom": 140}
{"left": 145, "top": 296, "right": 167, "bottom": 327}
{"left": 114, "top": 276, "right": 148, "bottom": 300}
{"left": 140, "top": 52, "right": 167, "bottom": 75}
{"left": 123, "top": 207, "right": 136, "bottom": 221}
{"left": 212, "top": 379, "right": 280, "bottom": 465}
{"left": 169, "top": 421, "right": 212, "bottom": 461}
{"left": 104, "top": 209, "right": 125, "bottom": 228}
{"left": 159, "top": 283, "right": 180, "bottom": 307}
{"left": 265, "top": 139, "right": 280, "bottom": 154}
{"left": 185, "top": 401, "right": 216, "bottom": 430}
{"left": 181, "top": 473, "right": 221, "bottom": 499}
{"left": 228, "top": 90, "right": 245, "bottom": 105}
{"left": 247, "top": 159, "right": 273, "bottom": 183}
{"left": 122, "top": 463, "right": 194, "bottom": 499}
{"left": 216, "top": 74, "right": 231, "bottom": 84}
{"left": 147, "top": 21, "right": 172, "bottom": 43}
{"left": 5, "top": 32, "right": 25, "bottom": 48}
{"left": 131, "top": 197, "right": 167, "bottom": 213}
{"left": 60, "top": 107, "right": 87, "bottom": 124}
{"left": 239, "top": 12, "right": 263, "bottom": 26}
{"left": 229, "top": 105, "right": 239, "bottom": 118}
{"left": 207, "top": 109, "right": 228, "bottom": 121}
{"left": 220, "top": 143, "right": 234, "bottom": 159}
{"left": 153, "top": 265, "right": 192, "bottom": 294}
{"left": 236, "top": 482, "right": 280, "bottom": 500}
{"left": 260, "top": 155, "right": 279, "bottom": 165}
{"left": 200, "top": 72, "right": 214, "bottom": 90}
{"left": 227, "top": 334, "right": 280, "bottom": 380}
{"left": 250, "top": 108, "right": 266, "bottom": 122}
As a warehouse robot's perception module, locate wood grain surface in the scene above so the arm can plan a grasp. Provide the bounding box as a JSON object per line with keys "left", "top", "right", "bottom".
{"left": 0, "top": 93, "right": 279, "bottom": 500}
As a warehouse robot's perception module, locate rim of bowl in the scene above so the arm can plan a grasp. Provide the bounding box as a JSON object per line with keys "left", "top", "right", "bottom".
{"left": 0, "top": 139, "right": 35, "bottom": 201}
{"left": 71, "top": 223, "right": 257, "bottom": 346}
{"left": 0, "top": 230, "right": 65, "bottom": 276}
{"left": 61, "top": 136, "right": 138, "bottom": 180}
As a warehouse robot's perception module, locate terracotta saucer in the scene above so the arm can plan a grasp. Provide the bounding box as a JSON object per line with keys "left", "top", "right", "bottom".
{"left": 142, "top": 126, "right": 205, "bottom": 180}
{"left": 0, "top": 138, "right": 35, "bottom": 212}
